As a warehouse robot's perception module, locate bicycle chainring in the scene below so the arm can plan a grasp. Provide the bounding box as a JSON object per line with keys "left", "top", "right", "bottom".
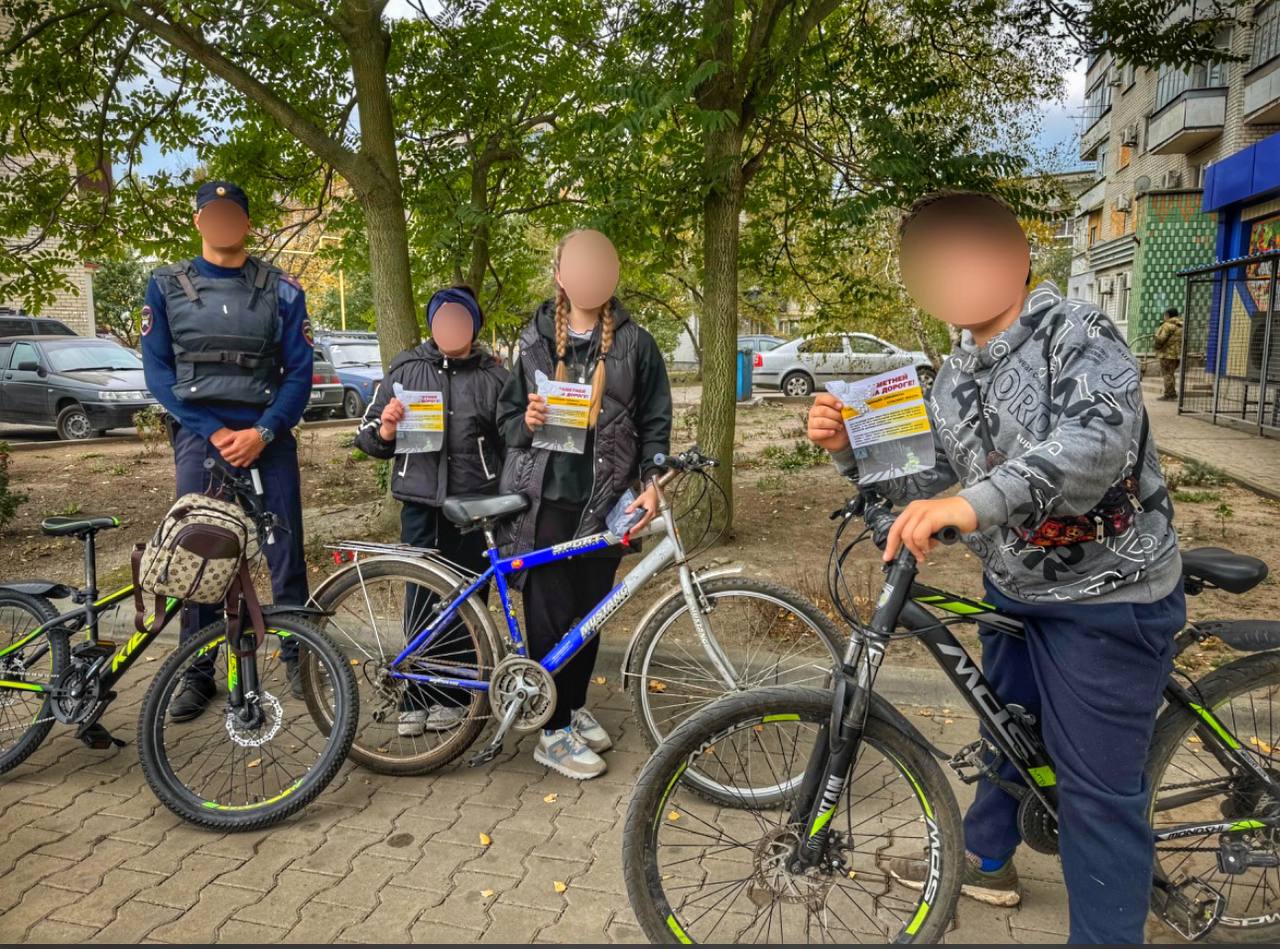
{"left": 50, "top": 663, "right": 100, "bottom": 724}
{"left": 488, "top": 657, "right": 556, "bottom": 733}
{"left": 1017, "top": 793, "right": 1059, "bottom": 855}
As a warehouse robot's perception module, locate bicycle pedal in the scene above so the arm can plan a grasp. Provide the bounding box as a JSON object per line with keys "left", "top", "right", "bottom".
{"left": 947, "top": 739, "right": 999, "bottom": 785}
{"left": 467, "top": 743, "right": 502, "bottom": 768}
{"left": 1153, "top": 876, "right": 1224, "bottom": 941}
{"left": 76, "top": 722, "right": 126, "bottom": 750}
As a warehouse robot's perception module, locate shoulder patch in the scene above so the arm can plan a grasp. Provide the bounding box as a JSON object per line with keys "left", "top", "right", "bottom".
{"left": 140, "top": 304, "right": 153, "bottom": 336}
{"left": 301, "top": 318, "right": 314, "bottom": 346}
{"left": 280, "top": 271, "right": 302, "bottom": 290}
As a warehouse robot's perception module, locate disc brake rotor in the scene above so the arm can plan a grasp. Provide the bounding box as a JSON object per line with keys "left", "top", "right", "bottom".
{"left": 225, "top": 691, "right": 284, "bottom": 748}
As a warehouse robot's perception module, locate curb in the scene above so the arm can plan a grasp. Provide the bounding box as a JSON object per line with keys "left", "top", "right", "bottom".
{"left": 4, "top": 416, "right": 357, "bottom": 454}
{"left": 1157, "top": 443, "right": 1280, "bottom": 503}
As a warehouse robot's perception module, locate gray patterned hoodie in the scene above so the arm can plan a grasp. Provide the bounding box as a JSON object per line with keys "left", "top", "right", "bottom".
{"left": 831, "top": 282, "right": 1181, "bottom": 605}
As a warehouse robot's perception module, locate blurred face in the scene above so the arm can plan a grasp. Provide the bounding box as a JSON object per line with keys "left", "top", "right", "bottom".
{"left": 194, "top": 200, "right": 250, "bottom": 251}
{"left": 555, "top": 229, "right": 619, "bottom": 310}
{"left": 899, "top": 197, "right": 1030, "bottom": 329}
{"left": 432, "top": 301, "right": 474, "bottom": 356}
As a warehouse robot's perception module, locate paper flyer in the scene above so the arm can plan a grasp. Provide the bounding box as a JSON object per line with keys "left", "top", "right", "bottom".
{"left": 392, "top": 381, "right": 444, "bottom": 454}
{"left": 825, "top": 365, "right": 935, "bottom": 484}
{"left": 534, "top": 369, "right": 591, "bottom": 454}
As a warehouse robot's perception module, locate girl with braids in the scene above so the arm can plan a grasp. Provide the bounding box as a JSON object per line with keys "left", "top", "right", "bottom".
{"left": 496, "top": 228, "right": 673, "bottom": 779}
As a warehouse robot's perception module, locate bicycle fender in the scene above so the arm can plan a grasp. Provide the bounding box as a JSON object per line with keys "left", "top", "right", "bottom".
{"left": 0, "top": 581, "right": 76, "bottom": 600}
{"left": 618, "top": 565, "right": 747, "bottom": 675}
{"left": 260, "top": 603, "right": 333, "bottom": 620}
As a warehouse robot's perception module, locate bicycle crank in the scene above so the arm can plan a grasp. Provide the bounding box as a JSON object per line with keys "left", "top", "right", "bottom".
{"left": 487, "top": 656, "right": 556, "bottom": 733}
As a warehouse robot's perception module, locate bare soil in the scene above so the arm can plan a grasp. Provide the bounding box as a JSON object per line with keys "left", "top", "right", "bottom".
{"left": 3, "top": 391, "right": 1275, "bottom": 676}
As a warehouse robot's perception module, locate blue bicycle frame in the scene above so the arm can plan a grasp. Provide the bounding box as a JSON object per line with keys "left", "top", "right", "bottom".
{"left": 384, "top": 516, "right": 689, "bottom": 693}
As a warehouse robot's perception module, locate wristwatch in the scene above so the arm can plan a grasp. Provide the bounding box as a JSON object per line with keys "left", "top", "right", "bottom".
{"left": 254, "top": 425, "right": 274, "bottom": 445}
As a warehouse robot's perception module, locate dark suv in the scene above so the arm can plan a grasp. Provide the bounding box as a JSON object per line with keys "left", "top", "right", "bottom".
{"left": 0, "top": 336, "right": 157, "bottom": 439}
{"left": 0, "top": 308, "right": 77, "bottom": 338}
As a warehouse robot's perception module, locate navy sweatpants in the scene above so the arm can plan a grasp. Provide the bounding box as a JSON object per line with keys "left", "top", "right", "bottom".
{"left": 172, "top": 423, "right": 308, "bottom": 673}
{"left": 963, "top": 578, "right": 1186, "bottom": 944}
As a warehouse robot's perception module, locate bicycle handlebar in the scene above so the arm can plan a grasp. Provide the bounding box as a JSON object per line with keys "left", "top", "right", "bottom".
{"left": 202, "top": 457, "right": 278, "bottom": 541}
{"left": 833, "top": 491, "right": 961, "bottom": 552}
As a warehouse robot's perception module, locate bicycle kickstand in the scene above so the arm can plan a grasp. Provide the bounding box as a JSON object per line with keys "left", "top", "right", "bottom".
{"left": 468, "top": 696, "right": 522, "bottom": 768}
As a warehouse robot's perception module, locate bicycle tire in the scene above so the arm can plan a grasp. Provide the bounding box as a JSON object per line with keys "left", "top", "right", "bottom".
{"left": 308, "top": 557, "right": 495, "bottom": 775}
{"left": 137, "top": 617, "right": 357, "bottom": 831}
{"left": 1146, "top": 650, "right": 1280, "bottom": 943}
{"left": 623, "top": 685, "right": 963, "bottom": 944}
{"left": 0, "top": 591, "right": 64, "bottom": 774}
{"left": 625, "top": 576, "right": 843, "bottom": 804}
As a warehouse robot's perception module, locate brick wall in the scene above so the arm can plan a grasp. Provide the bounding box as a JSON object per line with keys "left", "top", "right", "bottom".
{"left": 1129, "top": 192, "right": 1216, "bottom": 347}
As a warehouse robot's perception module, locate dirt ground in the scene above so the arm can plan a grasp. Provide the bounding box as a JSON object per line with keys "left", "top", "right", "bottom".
{"left": 3, "top": 389, "right": 1276, "bottom": 676}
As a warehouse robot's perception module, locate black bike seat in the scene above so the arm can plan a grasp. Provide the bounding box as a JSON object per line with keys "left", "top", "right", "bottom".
{"left": 40, "top": 515, "right": 122, "bottom": 537}
{"left": 441, "top": 494, "right": 529, "bottom": 527}
{"left": 1181, "top": 547, "right": 1268, "bottom": 594}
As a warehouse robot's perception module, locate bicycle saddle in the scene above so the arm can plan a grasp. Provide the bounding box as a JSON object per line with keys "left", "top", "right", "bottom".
{"left": 40, "top": 515, "right": 122, "bottom": 537}
{"left": 1180, "top": 547, "right": 1268, "bottom": 594}
{"left": 442, "top": 494, "right": 529, "bottom": 527}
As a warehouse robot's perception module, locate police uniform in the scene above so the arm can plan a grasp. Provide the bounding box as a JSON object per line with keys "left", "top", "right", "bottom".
{"left": 141, "top": 181, "right": 314, "bottom": 675}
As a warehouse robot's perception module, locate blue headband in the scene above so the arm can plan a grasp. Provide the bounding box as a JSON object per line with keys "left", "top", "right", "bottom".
{"left": 426, "top": 288, "right": 483, "bottom": 337}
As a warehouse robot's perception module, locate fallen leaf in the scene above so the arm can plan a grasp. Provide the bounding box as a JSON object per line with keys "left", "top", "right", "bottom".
{"left": 1188, "top": 734, "right": 1202, "bottom": 744}
{"left": 752, "top": 724, "right": 764, "bottom": 733}
{"left": 480, "top": 889, "right": 495, "bottom": 899}
{"left": 942, "top": 708, "right": 952, "bottom": 716}
{"left": 668, "top": 811, "right": 680, "bottom": 822}
{"left": 543, "top": 793, "right": 558, "bottom": 804}
{"left": 479, "top": 832, "right": 492, "bottom": 846}
{"left": 146, "top": 656, "right": 156, "bottom": 662}
{"left": 648, "top": 679, "right": 668, "bottom": 693}
{"left": 247, "top": 758, "right": 262, "bottom": 768}
{"left": 553, "top": 881, "right": 568, "bottom": 894}
{"left": 350, "top": 659, "right": 360, "bottom": 666}
{"left": 1250, "top": 736, "right": 1274, "bottom": 754}
{"left": 594, "top": 676, "right": 607, "bottom": 685}
{"left": 943, "top": 719, "right": 954, "bottom": 725}
{"left": 376, "top": 747, "right": 389, "bottom": 754}
{"left": 847, "top": 870, "right": 857, "bottom": 880}
{"left": 917, "top": 708, "right": 933, "bottom": 717}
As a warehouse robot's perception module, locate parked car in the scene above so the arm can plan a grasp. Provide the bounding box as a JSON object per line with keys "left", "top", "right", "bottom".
{"left": 314, "top": 332, "right": 383, "bottom": 418}
{"left": 304, "top": 351, "right": 345, "bottom": 420}
{"left": 753, "top": 332, "right": 935, "bottom": 397}
{"left": 0, "top": 336, "right": 156, "bottom": 439}
{"left": 0, "top": 308, "right": 76, "bottom": 339}
{"left": 737, "top": 334, "right": 786, "bottom": 354}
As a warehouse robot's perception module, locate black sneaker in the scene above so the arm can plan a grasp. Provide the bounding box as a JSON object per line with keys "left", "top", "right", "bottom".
{"left": 886, "top": 851, "right": 1021, "bottom": 907}
{"left": 169, "top": 675, "right": 217, "bottom": 723}
{"left": 285, "top": 657, "right": 304, "bottom": 699}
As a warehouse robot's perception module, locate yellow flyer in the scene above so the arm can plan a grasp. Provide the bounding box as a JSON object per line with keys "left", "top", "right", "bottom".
{"left": 826, "top": 365, "right": 936, "bottom": 484}
{"left": 392, "top": 382, "right": 444, "bottom": 454}
{"left": 534, "top": 370, "right": 592, "bottom": 454}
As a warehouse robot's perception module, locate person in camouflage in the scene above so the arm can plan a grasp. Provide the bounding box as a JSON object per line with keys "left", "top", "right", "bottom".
{"left": 1154, "top": 306, "right": 1183, "bottom": 400}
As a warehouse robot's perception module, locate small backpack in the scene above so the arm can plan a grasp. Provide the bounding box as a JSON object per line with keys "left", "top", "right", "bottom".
{"left": 138, "top": 493, "right": 259, "bottom": 605}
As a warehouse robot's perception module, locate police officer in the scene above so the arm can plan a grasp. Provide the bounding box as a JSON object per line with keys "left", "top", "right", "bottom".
{"left": 141, "top": 180, "right": 314, "bottom": 721}
{"left": 1155, "top": 306, "right": 1184, "bottom": 401}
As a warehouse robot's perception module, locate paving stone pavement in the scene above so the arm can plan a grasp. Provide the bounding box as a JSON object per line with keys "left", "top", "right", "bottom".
{"left": 0, "top": 649, "right": 1190, "bottom": 945}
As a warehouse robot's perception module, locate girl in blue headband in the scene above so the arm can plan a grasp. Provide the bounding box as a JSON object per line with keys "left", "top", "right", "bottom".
{"left": 354, "top": 284, "right": 510, "bottom": 743}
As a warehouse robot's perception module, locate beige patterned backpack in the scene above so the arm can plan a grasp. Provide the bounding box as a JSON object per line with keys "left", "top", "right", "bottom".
{"left": 138, "top": 493, "right": 259, "bottom": 605}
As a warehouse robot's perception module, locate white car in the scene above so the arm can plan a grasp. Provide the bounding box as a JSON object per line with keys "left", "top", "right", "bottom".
{"left": 753, "top": 332, "right": 935, "bottom": 397}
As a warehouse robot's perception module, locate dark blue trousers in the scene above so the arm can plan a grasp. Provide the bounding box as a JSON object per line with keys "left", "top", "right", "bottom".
{"left": 172, "top": 423, "right": 308, "bottom": 673}
{"left": 963, "top": 578, "right": 1185, "bottom": 944}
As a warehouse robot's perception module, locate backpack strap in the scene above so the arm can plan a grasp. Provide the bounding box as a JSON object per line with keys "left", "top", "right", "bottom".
{"left": 131, "top": 543, "right": 168, "bottom": 634}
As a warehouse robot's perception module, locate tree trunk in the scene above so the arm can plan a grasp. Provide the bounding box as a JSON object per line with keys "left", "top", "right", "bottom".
{"left": 698, "top": 130, "right": 746, "bottom": 523}
{"left": 907, "top": 307, "right": 941, "bottom": 369}
{"left": 345, "top": 9, "right": 418, "bottom": 368}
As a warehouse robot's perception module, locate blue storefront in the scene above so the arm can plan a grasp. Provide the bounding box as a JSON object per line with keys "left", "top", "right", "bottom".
{"left": 1184, "top": 130, "right": 1280, "bottom": 433}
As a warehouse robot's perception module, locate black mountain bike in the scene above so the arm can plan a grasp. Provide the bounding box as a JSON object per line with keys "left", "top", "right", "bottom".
{"left": 0, "top": 460, "right": 358, "bottom": 830}
{"left": 623, "top": 489, "right": 1280, "bottom": 943}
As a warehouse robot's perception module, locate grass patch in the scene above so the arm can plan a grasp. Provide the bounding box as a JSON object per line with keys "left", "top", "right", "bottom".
{"left": 1173, "top": 489, "right": 1222, "bottom": 504}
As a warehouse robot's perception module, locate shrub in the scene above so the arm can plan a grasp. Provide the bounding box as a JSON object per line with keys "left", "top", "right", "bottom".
{"left": 0, "top": 441, "right": 27, "bottom": 529}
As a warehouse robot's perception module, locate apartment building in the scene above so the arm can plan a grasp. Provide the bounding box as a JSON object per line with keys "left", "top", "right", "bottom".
{"left": 1069, "top": 1, "right": 1280, "bottom": 349}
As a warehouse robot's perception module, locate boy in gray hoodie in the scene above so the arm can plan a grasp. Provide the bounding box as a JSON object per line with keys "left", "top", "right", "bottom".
{"left": 808, "top": 191, "right": 1183, "bottom": 944}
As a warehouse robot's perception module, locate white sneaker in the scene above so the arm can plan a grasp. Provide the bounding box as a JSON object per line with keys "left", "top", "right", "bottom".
{"left": 398, "top": 709, "right": 426, "bottom": 737}
{"left": 423, "top": 705, "right": 467, "bottom": 731}
{"left": 570, "top": 707, "right": 613, "bottom": 753}
{"left": 533, "top": 726, "right": 606, "bottom": 780}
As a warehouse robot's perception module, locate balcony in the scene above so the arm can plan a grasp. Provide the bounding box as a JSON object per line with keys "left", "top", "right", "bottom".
{"left": 1075, "top": 177, "right": 1106, "bottom": 215}
{"left": 1244, "top": 54, "right": 1280, "bottom": 124}
{"left": 1148, "top": 87, "right": 1226, "bottom": 154}
{"left": 1079, "top": 107, "right": 1111, "bottom": 161}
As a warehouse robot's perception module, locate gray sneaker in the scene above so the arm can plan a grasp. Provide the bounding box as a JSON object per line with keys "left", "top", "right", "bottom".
{"left": 398, "top": 706, "right": 467, "bottom": 737}
{"left": 887, "top": 851, "right": 1021, "bottom": 907}
{"left": 570, "top": 707, "right": 613, "bottom": 753}
{"left": 534, "top": 726, "right": 607, "bottom": 780}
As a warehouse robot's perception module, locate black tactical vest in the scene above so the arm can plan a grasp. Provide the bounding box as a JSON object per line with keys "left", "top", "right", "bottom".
{"left": 498, "top": 315, "right": 641, "bottom": 554}
{"left": 153, "top": 256, "right": 282, "bottom": 406}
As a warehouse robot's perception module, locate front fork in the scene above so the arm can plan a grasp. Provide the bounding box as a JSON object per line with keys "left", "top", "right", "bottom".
{"left": 790, "top": 550, "right": 917, "bottom": 870}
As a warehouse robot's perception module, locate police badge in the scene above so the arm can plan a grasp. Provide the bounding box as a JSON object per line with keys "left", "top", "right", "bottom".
{"left": 141, "top": 304, "right": 153, "bottom": 336}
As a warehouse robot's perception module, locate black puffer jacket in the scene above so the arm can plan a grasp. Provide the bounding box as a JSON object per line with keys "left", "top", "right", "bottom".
{"left": 355, "top": 340, "right": 509, "bottom": 506}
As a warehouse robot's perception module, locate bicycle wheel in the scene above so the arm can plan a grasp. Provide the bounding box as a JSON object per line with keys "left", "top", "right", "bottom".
{"left": 626, "top": 577, "right": 842, "bottom": 803}
{"left": 137, "top": 616, "right": 357, "bottom": 830}
{"left": 1147, "top": 651, "right": 1280, "bottom": 943}
{"left": 623, "top": 686, "right": 963, "bottom": 944}
{"left": 0, "top": 591, "right": 64, "bottom": 773}
{"left": 308, "top": 558, "right": 495, "bottom": 775}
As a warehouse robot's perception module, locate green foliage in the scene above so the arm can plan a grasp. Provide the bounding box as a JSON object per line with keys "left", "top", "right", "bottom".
{"left": 349, "top": 447, "right": 369, "bottom": 463}
{"left": 374, "top": 459, "right": 391, "bottom": 496}
{"left": 1173, "top": 489, "right": 1222, "bottom": 505}
{"left": 93, "top": 256, "right": 151, "bottom": 346}
{"left": 0, "top": 442, "right": 27, "bottom": 530}
{"left": 132, "top": 404, "right": 169, "bottom": 456}
{"left": 761, "top": 441, "right": 827, "bottom": 472}
{"left": 1182, "top": 460, "right": 1229, "bottom": 488}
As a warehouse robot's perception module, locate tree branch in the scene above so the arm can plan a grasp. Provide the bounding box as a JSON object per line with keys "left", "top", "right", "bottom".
{"left": 2, "top": 3, "right": 107, "bottom": 57}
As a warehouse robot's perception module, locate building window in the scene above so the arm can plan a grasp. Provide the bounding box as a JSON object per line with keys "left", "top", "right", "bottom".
{"left": 1255, "top": 3, "right": 1280, "bottom": 67}
{"left": 1084, "top": 79, "right": 1112, "bottom": 128}
{"left": 1095, "top": 142, "right": 1108, "bottom": 180}
{"left": 1155, "top": 30, "right": 1232, "bottom": 110}
{"left": 1123, "top": 62, "right": 1137, "bottom": 87}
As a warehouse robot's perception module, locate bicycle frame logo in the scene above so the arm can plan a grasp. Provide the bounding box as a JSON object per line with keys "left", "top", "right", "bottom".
{"left": 937, "top": 642, "right": 1039, "bottom": 760}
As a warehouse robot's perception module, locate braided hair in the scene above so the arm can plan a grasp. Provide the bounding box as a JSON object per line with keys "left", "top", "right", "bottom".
{"left": 552, "top": 230, "right": 614, "bottom": 427}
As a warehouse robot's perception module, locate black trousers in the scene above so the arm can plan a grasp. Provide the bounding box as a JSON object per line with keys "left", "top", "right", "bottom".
{"left": 522, "top": 501, "right": 621, "bottom": 730}
{"left": 400, "top": 503, "right": 489, "bottom": 709}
